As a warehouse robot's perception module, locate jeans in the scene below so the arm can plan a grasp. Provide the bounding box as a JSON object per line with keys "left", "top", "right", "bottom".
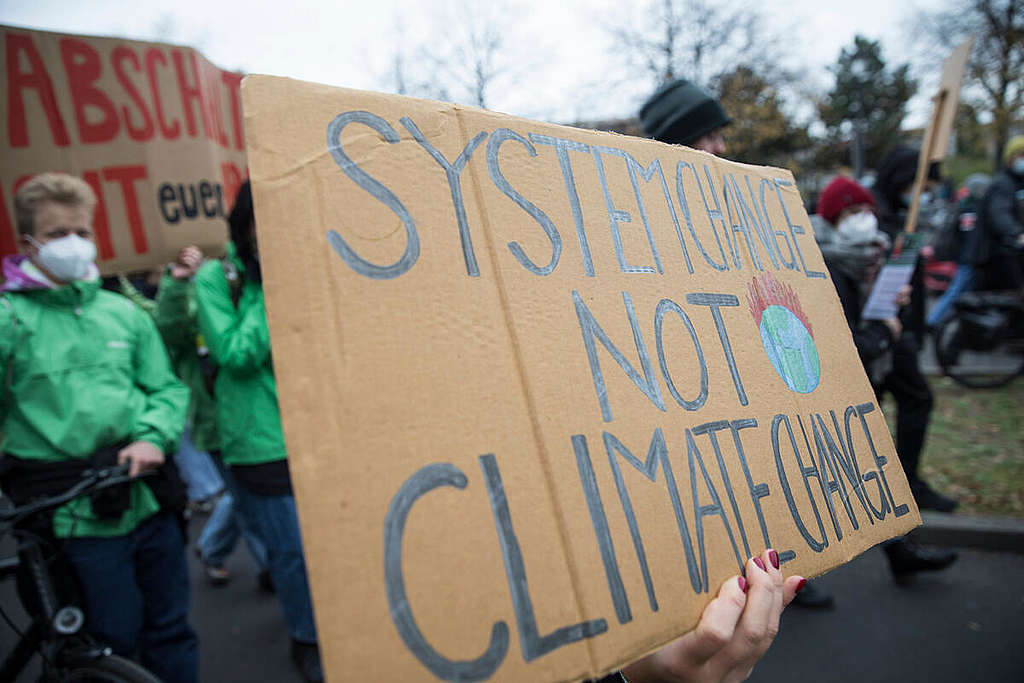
{"left": 199, "top": 458, "right": 267, "bottom": 569}
{"left": 926, "top": 264, "right": 973, "bottom": 328}
{"left": 173, "top": 428, "right": 223, "bottom": 502}
{"left": 63, "top": 513, "right": 199, "bottom": 683}
{"left": 233, "top": 484, "right": 318, "bottom": 643}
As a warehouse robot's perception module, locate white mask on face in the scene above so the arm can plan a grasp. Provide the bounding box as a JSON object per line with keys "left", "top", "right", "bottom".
{"left": 29, "top": 234, "right": 97, "bottom": 281}
{"left": 836, "top": 211, "right": 881, "bottom": 244}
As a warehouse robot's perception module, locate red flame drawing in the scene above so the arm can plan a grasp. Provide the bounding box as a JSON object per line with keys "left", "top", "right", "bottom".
{"left": 747, "top": 272, "right": 813, "bottom": 339}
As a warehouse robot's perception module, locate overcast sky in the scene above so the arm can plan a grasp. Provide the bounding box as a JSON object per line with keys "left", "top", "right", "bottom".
{"left": 1, "top": 0, "right": 946, "bottom": 126}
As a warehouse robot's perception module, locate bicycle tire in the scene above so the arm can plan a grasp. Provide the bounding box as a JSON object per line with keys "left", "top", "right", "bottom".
{"left": 934, "top": 314, "right": 1024, "bottom": 389}
{"left": 58, "top": 654, "right": 163, "bottom": 683}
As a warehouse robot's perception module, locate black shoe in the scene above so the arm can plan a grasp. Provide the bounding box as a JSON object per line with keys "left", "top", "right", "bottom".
{"left": 257, "top": 568, "right": 275, "bottom": 594}
{"left": 290, "top": 640, "right": 324, "bottom": 683}
{"left": 884, "top": 539, "right": 957, "bottom": 584}
{"left": 911, "top": 479, "right": 959, "bottom": 513}
{"left": 790, "top": 580, "right": 834, "bottom": 609}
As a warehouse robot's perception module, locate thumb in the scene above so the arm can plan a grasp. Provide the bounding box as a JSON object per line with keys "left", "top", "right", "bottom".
{"left": 673, "top": 575, "right": 748, "bottom": 666}
{"left": 118, "top": 447, "right": 139, "bottom": 478}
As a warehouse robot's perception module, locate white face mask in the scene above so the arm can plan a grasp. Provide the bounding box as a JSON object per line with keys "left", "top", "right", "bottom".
{"left": 836, "top": 211, "right": 881, "bottom": 244}
{"left": 29, "top": 234, "right": 97, "bottom": 282}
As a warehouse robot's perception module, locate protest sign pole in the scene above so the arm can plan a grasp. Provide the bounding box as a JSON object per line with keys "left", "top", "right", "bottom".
{"left": 902, "top": 89, "right": 946, "bottom": 235}
{"left": 902, "top": 37, "right": 974, "bottom": 235}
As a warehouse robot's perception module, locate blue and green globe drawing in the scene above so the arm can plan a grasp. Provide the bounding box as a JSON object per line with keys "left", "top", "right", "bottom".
{"left": 758, "top": 305, "right": 820, "bottom": 394}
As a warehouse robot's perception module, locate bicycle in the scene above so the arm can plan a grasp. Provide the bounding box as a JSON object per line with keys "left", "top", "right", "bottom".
{"left": 932, "top": 289, "right": 1024, "bottom": 388}
{"left": 0, "top": 464, "right": 162, "bottom": 682}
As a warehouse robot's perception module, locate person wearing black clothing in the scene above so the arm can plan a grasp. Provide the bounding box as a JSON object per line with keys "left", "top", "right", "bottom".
{"left": 977, "top": 135, "right": 1024, "bottom": 291}
{"left": 868, "top": 149, "right": 957, "bottom": 513}
{"left": 814, "top": 175, "right": 957, "bottom": 582}
{"left": 872, "top": 146, "right": 943, "bottom": 340}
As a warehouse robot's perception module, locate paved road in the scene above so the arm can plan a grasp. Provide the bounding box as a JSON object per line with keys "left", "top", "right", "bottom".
{"left": 753, "top": 545, "right": 1024, "bottom": 683}
{"left": 184, "top": 516, "right": 299, "bottom": 683}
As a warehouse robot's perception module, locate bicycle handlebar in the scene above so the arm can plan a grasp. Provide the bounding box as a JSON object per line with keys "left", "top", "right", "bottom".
{"left": 0, "top": 464, "right": 154, "bottom": 525}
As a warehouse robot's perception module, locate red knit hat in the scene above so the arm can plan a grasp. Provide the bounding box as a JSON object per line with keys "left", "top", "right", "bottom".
{"left": 816, "top": 176, "right": 875, "bottom": 224}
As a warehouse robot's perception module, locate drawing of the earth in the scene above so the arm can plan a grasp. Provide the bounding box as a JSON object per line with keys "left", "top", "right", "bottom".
{"left": 758, "top": 305, "right": 820, "bottom": 394}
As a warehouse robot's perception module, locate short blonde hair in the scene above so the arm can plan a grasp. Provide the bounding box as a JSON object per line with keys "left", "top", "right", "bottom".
{"left": 1004, "top": 135, "right": 1024, "bottom": 164}
{"left": 14, "top": 173, "right": 97, "bottom": 236}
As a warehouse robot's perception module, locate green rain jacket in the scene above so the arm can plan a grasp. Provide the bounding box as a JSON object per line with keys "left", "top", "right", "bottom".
{"left": 153, "top": 272, "right": 220, "bottom": 453}
{"left": 0, "top": 279, "right": 189, "bottom": 538}
{"left": 194, "top": 243, "right": 287, "bottom": 467}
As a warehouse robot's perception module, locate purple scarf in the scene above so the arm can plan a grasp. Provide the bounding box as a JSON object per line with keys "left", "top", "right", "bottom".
{"left": 1, "top": 254, "right": 54, "bottom": 292}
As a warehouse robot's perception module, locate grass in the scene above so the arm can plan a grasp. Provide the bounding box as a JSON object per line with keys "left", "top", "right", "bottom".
{"left": 944, "top": 154, "right": 994, "bottom": 186}
{"left": 883, "top": 376, "right": 1024, "bottom": 518}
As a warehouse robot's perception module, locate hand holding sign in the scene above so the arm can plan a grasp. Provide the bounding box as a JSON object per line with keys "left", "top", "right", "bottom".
{"left": 623, "top": 550, "right": 804, "bottom": 683}
{"left": 862, "top": 234, "right": 923, "bottom": 322}
{"left": 169, "top": 245, "right": 203, "bottom": 279}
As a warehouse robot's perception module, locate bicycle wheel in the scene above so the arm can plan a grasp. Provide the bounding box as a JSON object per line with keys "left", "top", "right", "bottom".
{"left": 934, "top": 313, "right": 1024, "bottom": 388}
{"left": 59, "top": 654, "right": 163, "bottom": 683}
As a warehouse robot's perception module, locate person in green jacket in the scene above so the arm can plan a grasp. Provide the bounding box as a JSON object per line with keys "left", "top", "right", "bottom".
{"left": 154, "top": 245, "right": 270, "bottom": 586}
{"left": 0, "top": 172, "right": 198, "bottom": 682}
{"left": 195, "top": 181, "right": 321, "bottom": 683}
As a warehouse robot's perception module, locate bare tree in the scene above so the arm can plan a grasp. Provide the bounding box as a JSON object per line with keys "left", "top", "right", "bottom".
{"left": 913, "top": 0, "right": 1024, "bottom": 168}
{"left": 607, "top": 0, "right": 791, "bottom": 90}
{"left": 382, "top": 0, "right": 517, "bottom": 110}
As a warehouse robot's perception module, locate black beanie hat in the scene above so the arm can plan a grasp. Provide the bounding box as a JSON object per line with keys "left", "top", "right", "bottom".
{"left": 639, "top": 79, "right": 731, "bottom": 146}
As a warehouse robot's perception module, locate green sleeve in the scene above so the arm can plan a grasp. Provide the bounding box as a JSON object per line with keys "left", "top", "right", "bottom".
{"left": 195, "top": 263, "right": 272, "bottom": 371}
{"left": 154, "top": 272, "right": 197, "bottom": 358}
{"left": 0, "top": 296, "right": 15, "bottom": 422}
{"left": 117, "top": 275, "right": 157, "bottom": 316}
{"left": 130, "top": 309, "right": 190, "bottom": 452}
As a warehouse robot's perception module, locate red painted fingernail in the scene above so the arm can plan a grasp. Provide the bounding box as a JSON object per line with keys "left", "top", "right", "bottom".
{"left": 754, "top": 557, "right": 767, "bottom": 572}
{"left": 738, "top": 576, "right": 748, "bottom": 593}
{"left": 796, "top": 579, "right": 807, "bottom": 594}
{"left": 769, "top": 550, "right": 780, "bottom": 570}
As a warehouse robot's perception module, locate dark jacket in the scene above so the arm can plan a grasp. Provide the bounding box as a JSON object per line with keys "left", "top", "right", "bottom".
{"left": 825, "top": 264, "right": 896, "bottom": 374}
{"left": 953, "top": 194, "right": 985, "bottom": 266}
{"left": 978, "top": 167, "right": 1024, "bottom": 264}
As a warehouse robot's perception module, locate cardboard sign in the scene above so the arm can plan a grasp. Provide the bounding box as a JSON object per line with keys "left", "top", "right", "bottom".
{"left": 0, "top": 25, "right": 247, "bottom": 273}
{"left": 243, "top": 75, "right": 919, "bottom": 682}
{"left": 929, "top": 38, "right": 974, "bottom": 163}
{"left": 903, "top": 37, "right": 973, "bottom": 234}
